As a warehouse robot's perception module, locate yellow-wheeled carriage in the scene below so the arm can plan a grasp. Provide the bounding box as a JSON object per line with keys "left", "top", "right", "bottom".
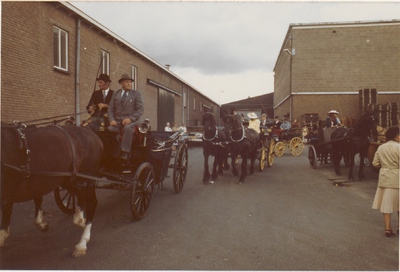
{"left": 272, "top": 128, "right": 304, "bottom": 157}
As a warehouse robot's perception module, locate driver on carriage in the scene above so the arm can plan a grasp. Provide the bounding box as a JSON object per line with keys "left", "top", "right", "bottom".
{"left": 279, "top": 116, "right": 291, "bottom": 139}
{"left": 247, "top": 112, "right": 260, "bottom": 133}
{"left": 325, "top": 110, "right": 342, "bottom": 128}
{"left": 108, "top": 73, "right": 144, "bottom": 169}
{"left": 82, "top": 74, "right": 114, "bottom": 131}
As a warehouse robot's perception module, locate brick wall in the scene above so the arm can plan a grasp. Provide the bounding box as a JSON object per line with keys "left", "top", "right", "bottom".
{"left": 274, "top": 22, "right": 400, "bottom": 126}
{"left": 1, "top": 2, "right": 218, "bottom": 130}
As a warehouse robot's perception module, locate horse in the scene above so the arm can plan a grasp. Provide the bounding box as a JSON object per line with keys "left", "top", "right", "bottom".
{"left": 201, "top": 112, "right": 230, "bottom": 184}
{"left": 330, "top": 112, "right": 377, "bottom": 180}
{"left": 223, "top": 113, "right": 260, "bottom": 184}
{"left": 1, "top": 122, "right": 103, "bottom": 257}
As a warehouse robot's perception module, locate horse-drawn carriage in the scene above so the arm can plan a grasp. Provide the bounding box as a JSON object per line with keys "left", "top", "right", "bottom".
{"left": 1, "top": 115, "right": 188, "bottom": 256}
{"left": 54, "top": 120, "right": 188, "bottom": 220}
{"left": 272, "top": 128, "right": 304, "bottom": 157}
{"left": 306, "top": 113, "right": 377, "bottom": 181}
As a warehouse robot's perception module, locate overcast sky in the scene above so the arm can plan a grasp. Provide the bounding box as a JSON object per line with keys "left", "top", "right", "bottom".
{"left": 71, "top": 1, "right": 400, "bottom": 104}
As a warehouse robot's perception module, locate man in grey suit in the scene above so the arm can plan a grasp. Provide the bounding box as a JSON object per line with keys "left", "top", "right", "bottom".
{"left": 108, "top": 74, "right": 144, "bottom": 166}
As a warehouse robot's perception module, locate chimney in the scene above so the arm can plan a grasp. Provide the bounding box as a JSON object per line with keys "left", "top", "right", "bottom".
{"left": 165, "top": 64, "right": 170, "bottom": 70}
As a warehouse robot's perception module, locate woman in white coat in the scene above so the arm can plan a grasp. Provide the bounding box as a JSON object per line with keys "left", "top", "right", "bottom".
{"left": 372, "top": 126, "right": 400, "bottom": 237}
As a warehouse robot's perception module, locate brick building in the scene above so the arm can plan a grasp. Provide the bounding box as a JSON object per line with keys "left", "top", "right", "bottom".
{"left": 1, "top": 1, "right": 218, "bottom": 130}
{"left": 273, "top": 19, "right": 400, "bottom": 126}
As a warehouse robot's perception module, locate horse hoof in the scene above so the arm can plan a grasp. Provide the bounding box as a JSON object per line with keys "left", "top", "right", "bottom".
{"left": 40, "top": 223, "right": 50, "bottom": 232}
{"left": 72, "top": 248, "right": 87, "bottom": 257}
{"left": 238, "top": 181, "right": 244, "bottom": 184}
{"left": 203, "top": 180, "right": 214, "bottom": 185}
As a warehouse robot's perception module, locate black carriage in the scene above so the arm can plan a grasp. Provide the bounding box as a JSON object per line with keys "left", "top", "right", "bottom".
{"left": 306, "top": 125, "right": 350, "bottom": 169}
{"left": 271, "top": 127, "right": 304, "bottom": 157}
{"left": 55, "top": 120, "right": 188, "bottom": 221}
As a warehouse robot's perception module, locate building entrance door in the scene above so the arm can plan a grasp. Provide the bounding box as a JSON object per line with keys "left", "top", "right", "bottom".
{"left": 158, "top": 88, "right": 174, "bottom": 131}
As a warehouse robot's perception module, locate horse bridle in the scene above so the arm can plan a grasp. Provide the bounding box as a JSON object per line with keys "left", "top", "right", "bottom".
{"left": 224, "top": 114, "right": 246, "bottom": 143}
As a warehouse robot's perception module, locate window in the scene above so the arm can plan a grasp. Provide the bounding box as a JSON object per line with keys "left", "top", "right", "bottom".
{"left": 53, "top": 26, "right": 68, "bottom": 70}
{"left": 200, "top": 100, "right": 203, "bottom": 112}
{"left": 131, "top": 65, "right": 137, "bottom": 90}
{"left": 101, "top": 50, "right": 110, "bottom": 75}
{"left": 183, "top": 91, "right": 186, "bottom": 107}
{"left": 194, "top": 97, "right": 196, "bottom": 111}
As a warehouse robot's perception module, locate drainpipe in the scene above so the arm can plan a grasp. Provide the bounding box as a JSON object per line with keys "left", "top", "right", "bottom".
{"left": 75, "top": 18, "right": 81, "bottom": 125}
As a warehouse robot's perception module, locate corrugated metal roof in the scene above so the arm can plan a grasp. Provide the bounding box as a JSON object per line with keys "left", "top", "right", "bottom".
{"left": 60, "top": 1, "right": 218, "bottom": 105}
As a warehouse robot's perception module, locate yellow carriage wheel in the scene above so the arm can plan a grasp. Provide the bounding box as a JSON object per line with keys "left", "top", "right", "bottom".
{"left": 268, "top": 138, "right": 275, "bottom": 167}
{"left": 275, "top": 141, "right": 285, "bottom": 157}
{"left": 259, "top": 146, "right": 266, "bottom": 171}
{"left": 289, "top": 137, "right": 304, "bottom": 156}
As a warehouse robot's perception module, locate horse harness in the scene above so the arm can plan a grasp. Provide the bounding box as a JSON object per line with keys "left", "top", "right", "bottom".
{"left": 203, "top": 127, "right": 230, "bottom": 147}
{"left": 3, "top": 123, "right": 78, "bottom": 179}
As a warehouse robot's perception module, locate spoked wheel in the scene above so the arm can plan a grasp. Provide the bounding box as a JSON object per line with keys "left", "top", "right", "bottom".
{"left": 259, "top": 146, "right": 266, "bottom": 171}
{"left": 173, "top": 143, "right": 188, "bottom": 193}
{"left": 289, "top": 137, "right": 304, "bottom": 156}
{"left": 308, "top": 145, "right": 317, "bottom": 169}
{"left": 131, "top": 162, "right": 155, "bottom": 221}
{"left": 275, "top": 141, "right": 285, "bottom": 157}
{"left": 268, "top": 138, "right": 275, "bottom": 167}
{"left": 54, "top": 185, "right": 77, "bottom": 215}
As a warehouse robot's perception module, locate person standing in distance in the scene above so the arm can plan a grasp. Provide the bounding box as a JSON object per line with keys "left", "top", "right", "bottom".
{"left": 372, "top": 126, "right": 400, "bottom": 237}
{"left": 108, "top": 74, "right": 144, "bottom": 169}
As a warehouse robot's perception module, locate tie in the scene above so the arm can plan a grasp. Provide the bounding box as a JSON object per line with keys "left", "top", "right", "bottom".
{"left": 121, "top": 91, "right": 128, "bottom": 105}
{"left": 103, "top": 91, "right": 106, "bottom": 102}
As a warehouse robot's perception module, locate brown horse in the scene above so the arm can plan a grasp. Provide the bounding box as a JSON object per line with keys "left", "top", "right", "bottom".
{"left": 1, "top": 123, "right": 102, "bottom": 257}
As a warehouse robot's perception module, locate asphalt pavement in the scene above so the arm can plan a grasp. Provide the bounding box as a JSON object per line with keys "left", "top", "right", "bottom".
{"left": 0, "top": 144, "right": 398, "bottom": 270}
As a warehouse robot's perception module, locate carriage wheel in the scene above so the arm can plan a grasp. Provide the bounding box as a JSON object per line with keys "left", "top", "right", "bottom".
{"left": 259, "top": 146, "right": 266, "bottom": 171}
{"left": 54, "top": 186, "right": 77, "bottom": 215}
{"left": 275, "top": 142, "right": 285, "bottom": 157}
{"left": 308, "top": 145, "right": 317, "bottom": 169}
{"left": 131, "top": 163, "right": 155, "bottom": 221}
{"left": 289, "top": 137, "right": 304, "bottom": 156}
{"left": 173, "top": 143, "right": 188, "bottom": 193}
{"left": 268, "top": 138, "right": 275, "bottom": 167}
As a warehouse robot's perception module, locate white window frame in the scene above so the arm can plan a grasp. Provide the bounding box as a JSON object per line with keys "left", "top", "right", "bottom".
{"left": 53, "top": 26, "right": 68, "bottom": 71}
{"left": 183, "top": 91, "right": 186, "bottom": 107}
{"left": 101, "top": 50, "right": 110, "bottom": 75}
{"left": 131, "top": 65, "right": 137, "bottom": 90}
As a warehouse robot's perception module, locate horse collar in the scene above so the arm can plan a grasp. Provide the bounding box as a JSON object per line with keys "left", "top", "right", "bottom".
{"left": 230, "top": 126, "right": 245, "bottom": 143}
{"left": 203, "top": 127, "right": 218, "bottom": 142}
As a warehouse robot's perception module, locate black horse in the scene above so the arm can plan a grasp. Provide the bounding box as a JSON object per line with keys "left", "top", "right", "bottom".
{"left": 202, "top": 112, "right": 230, "bottom": 184}
{"left": 331, "top": 112, "right": 377, "bottom": 180}
{"left": 223, "top": 113, "right": 260, "bottom": 184}
{"left": 1, "top": 123, "right": 102, "bottom": 257}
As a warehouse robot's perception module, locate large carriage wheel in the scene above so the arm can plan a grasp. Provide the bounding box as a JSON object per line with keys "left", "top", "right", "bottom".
{"left": 173, "top": 143, "right": 188, "bottom": 193}
{"left": 308, "top": 145, "right": 317, "bottom": 169}
{"left": 259, "top": 146, "right": 266, "bottom": 171}
{"left": 267, "top": 138, "right": 275, "bottom": 167}
{"left": 275, "top": 141, "right": 286, "bottom": 157}
{"left": 131, "top": 162, "right": 155, "bottom": 221}
{"left": 54, "top": 186, "right": 77, "bottom": 215}
{"left": 289, "top": 137, "right": 304, "bottom": 156}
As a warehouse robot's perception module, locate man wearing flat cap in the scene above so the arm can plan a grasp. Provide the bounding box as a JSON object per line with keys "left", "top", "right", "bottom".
{"left": 108, "top": 73, "right": 144, "bottom": 168}
{"left": 82, "top": 74, "right": 114, "bottom": 131}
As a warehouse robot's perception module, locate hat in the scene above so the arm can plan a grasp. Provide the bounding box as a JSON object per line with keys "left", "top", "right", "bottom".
{"left": 247, "top": 112, "right": 258, "bottom": 119}
{"left": 261, "top": 113, "right": 267, "bottom": 117}
{"left": 96, "top": 74, "right": 111, "bottom": 82}
{"left": 118, "top": 73, "right": 134, "bottom": 84}
{"left": 328, "top": 110, "right": 339, "bottom": 115}
{"left": 275, "top": 116, "right": 279, "bottom": 119}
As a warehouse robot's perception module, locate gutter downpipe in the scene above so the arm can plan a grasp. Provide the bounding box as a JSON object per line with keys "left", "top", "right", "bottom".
{"left": 75, "top": 18, "right": 81, "bottom": 125}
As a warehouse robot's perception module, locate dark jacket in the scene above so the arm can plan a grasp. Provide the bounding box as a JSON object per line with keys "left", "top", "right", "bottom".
{"left": 86, "top": 89, "right": 114, "bottom": 116}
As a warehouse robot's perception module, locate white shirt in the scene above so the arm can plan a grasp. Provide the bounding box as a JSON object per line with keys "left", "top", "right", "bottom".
{"left": 165, "top": 126, "right": 172, "bottom": 132}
